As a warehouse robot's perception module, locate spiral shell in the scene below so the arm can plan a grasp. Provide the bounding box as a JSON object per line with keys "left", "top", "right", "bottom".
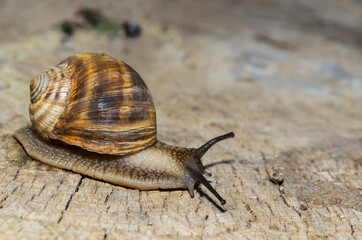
{"left": 29, "top": 53, "right": 157, "bottom": 155}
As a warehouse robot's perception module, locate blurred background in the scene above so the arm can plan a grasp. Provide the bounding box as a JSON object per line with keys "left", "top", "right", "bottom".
{"left": 1, "top": 0, "right": 361, "bottom": 144}
{"left": 0, "top": 0, "right": 361, "bottom": 238}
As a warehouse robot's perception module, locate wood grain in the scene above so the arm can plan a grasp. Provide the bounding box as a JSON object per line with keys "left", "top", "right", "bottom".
{"left": 0, "top": 0, "right": 361, "bottom": 239}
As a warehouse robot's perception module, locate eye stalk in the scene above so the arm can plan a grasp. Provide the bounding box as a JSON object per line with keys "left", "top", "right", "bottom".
{"left": 197, "top": 132, "right": 235, "bottom": 158}
{"left": 185, "top": 132, "right": 235, "bottom": 205}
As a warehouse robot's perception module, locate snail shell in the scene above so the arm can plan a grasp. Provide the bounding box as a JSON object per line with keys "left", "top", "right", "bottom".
{"left": 15, "top": 53, "right": 234, "bottom": 205}
{"left": 29, "top": 53, "right": 156, "bottom": 155}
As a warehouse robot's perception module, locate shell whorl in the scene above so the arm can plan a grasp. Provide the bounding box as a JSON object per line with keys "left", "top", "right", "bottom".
{"left": 30, "top": 72, "right": 50, "bottom": 103}
{"left": 29, "top": 53, "right": 157, "bottom": 156}
{"left": 29, "top": 64, "right": 71, "bottom": 140}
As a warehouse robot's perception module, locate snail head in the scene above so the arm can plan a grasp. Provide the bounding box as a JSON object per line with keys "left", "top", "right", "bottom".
{"left": 184, "top": 132, "right": 235, "bottom": 205}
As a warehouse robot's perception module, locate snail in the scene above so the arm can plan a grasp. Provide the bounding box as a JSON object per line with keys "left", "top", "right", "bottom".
{"left": 14, "top": 53, "right": 234, "bottom": 205}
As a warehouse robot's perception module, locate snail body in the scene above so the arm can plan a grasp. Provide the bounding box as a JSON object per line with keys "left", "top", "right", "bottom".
{"left": 14, "top": 53, "right": 234, "bottom": 204}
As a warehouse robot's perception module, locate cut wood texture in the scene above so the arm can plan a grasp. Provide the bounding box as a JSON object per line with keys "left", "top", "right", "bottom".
{"left": 1, "top": 0, "right": 361, "bottom": 239}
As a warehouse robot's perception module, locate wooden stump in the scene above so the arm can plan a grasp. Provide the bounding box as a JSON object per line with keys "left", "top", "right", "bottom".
{"left": 1, "top": 0, "right": 361, "bottom": 239}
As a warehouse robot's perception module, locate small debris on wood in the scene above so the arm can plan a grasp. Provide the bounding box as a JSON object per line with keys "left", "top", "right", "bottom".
{"left": 299, "top": 204, "right": 308, "bottom": 211}
{"left": 60, "top": 21, "right": 75, "bottom": 36}
{"left": 123, "top": 21, "right": 141, "bottom": 38}
{"left": 77, "top": 7, "right": 119, "bottom": 33}
{"left": 76, "top": 7, "right": 104, "bottom": 26}
{"left": 249, "top": 195, "right": 258, "bottom": 200}
{"left": 60, "top": 20, "right": 75, "bottom": 42}
{"left": 58, "top": 8, "right": 142, "bottom": 40}
{"left": 266, "top": 165, "right": 284, "bottom": 184}
{"left": 279, "top": 185, "right": 285, "bottom": 194}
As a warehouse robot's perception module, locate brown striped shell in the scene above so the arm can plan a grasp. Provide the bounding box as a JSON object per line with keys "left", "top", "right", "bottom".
{"left": 29, "top": 53, "right": 157, "bottom": 155}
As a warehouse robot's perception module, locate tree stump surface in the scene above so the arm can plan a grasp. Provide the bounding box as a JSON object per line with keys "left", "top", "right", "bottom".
{"left": 0, "top": 0, "right": 361, "bottom": 239}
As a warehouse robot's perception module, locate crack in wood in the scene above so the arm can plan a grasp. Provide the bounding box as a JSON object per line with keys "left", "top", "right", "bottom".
{"left": 38, "top": 184, "right": 47, "bottom": 196}
{"left": 12, "top": 169, "right": 20, "bottom": 181}
{"left": 293, "top": 207, "right": 302, "bottom": 217}
{"left": 0, "top": 194, "right": 8, "bottom": 208}
{"left": 57, "top": 176, "right": 84, "bottom": 223}
{"left": 104, "top": 189, "right": 113, "bottom": 204}
{"left": 350, "top": 224, "right": 355, "bottom": 236}
{"left": 138, "top": 191, "right": 143, "bottom": 215}
{"left": 56, "top": 180, "right": 63, "bottom": 190}
{"left": 102, "top": 232, "right": 108, "bottom": 240}
{"left": 265, "top": 202, "right": 274, "bottom": 216}
{"left": 194, "top": 198, "right": 201, "bottom": 213}
{"left": 280, "top": 193, "right": 290, "bottom": 208}
{"left": 11, "top": 185, "right": 19, "bottom": 194}
{"left": 243, "top": 202, "right": 258, "bottom": 221}
{"left": 4, "top": 169, "right": 21, "bottom": 188}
